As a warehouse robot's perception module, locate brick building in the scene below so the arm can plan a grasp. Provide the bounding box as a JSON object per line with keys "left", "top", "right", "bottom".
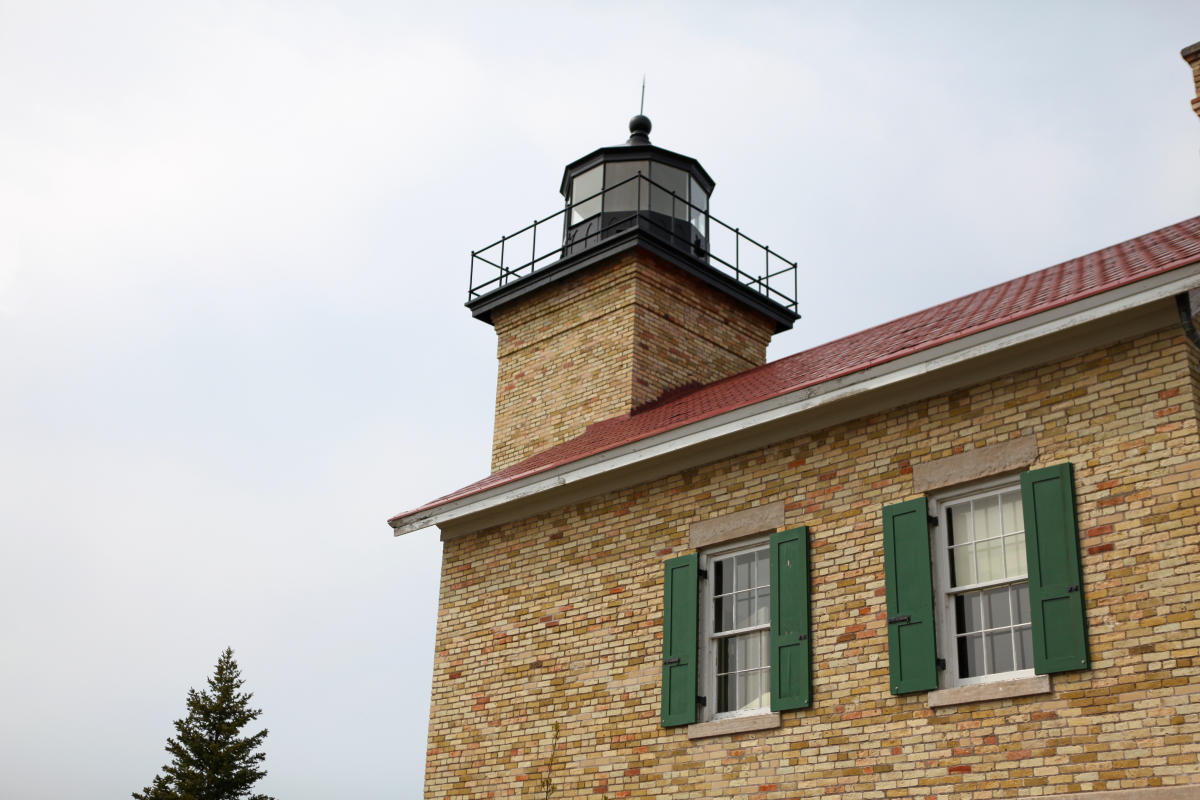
{"left": 389, "top": 57, "right": 1200, "bottom": 799}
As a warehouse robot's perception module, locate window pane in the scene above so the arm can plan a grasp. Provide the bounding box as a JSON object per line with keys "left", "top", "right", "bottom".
{"left": 733, "top": 591, "right": 751, "bottom": 629}
{"left": 977, "top": 537, "right": 1004, "bottom": 582}
{"left": 755, "top": 549, "right": 769, "bottom": 586}
{"left": 1016, "top": 626, "right": 1034, "bottom": 669}
{"left": 570, "top": 166, "right": 602, "bottom": 224}
{"left": 744, "top": 671, "right": 763, "bottom": 711}
{"left": 754, "top": 588, "right": 770, "bottom": 626}
{"left": 718, "top": 637, "right": 735, "bottom": 673}
{"left": 951, "top": 544, "right": 976, "bottom": 587}
{"left": 987, "top": 630, "right": 1015, "bottom": 673}
{"left": 958, "top": 633, "right": 984, "bottom": 678}
{"left": 717, "top": 673, "right": 732, "bottom": 711}
{"left": 735, "top": 672, "right": 748, "bottom": 711}
{"left": 743, "top": 634, "right": 760, "bottom": 669}
{"left": 947, "top": 503, "right": 973, "bottom": 544}
{"left": 1013, "top": 584, "right": 1030, "bottom": 624}
{"left": 982, "top": 497, "right": 1002, "bottom": 538}
{"left": 1000, "top": 491, "right": 1022, "bottom": 534}
{"left": 985, "top": 587, "right": 1011, "bottom": 628}
{"left": 714, "top": 559, "right": 728, "bottom": 595}
{"left": 715, "top": 596, "right": 732, "bottom": 632}
{"left": 735, "top": 553, "right": 753, "bottom": 591}
{"left": 1005, "top": 534, "right": 1027, "bottom": 576}
{"left": 650, "top": 164, "right": 689, "bottom": 219}
{"left": 689, "top": 177, "right": 707, "bottom": 234}
{"left": 603, "top": 161, "right": 648, "bottom": 213}
{"left": 955, "top": 593, "right": 982, "bottom": 634}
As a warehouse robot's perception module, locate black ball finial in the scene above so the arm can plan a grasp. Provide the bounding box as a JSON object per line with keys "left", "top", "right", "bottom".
{"left": 627, "top": 114, "right": 652, "bottom": 145}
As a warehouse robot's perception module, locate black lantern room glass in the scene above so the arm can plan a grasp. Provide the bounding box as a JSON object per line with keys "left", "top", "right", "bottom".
{"left": 561, "top": 116, "right": 712, "bottom": 259}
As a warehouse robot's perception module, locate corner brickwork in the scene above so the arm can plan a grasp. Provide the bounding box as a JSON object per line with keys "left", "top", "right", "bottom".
{"left": 489, "top": 249, "right": 775, "bottom": 471}
{"left": 427, "top": 326, "right": 1200, "bottom": 798}
{"left": 1184, "top": 42, "right": 1200, "bottom": 121}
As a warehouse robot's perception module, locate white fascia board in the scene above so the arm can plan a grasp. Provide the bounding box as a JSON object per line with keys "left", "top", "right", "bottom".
{"left": 391, "top": 263, "right": 1200, "bottom": 537}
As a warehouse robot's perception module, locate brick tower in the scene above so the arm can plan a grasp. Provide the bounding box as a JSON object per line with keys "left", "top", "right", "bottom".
{"left": 468, "top": 116, "right": 800, "bottom": 471}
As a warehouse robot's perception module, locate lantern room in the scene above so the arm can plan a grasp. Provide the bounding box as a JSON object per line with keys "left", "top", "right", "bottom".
{"left": 466, "top": 115, "right": 799, "bottom": 334}
{"left": 560, "top": 115, "right": 713, "bottom": 259}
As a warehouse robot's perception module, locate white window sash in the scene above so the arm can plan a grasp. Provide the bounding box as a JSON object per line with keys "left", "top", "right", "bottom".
{"left": 932, "top": 477, "right": 1036, "bottom": 688}
{"left": 699, "top": 537, "right": 770, "bottom": 721}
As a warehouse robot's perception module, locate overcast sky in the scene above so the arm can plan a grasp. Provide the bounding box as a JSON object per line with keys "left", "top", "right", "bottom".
{"left": 2, "top": 2, "right": 1199, "bottom": 798}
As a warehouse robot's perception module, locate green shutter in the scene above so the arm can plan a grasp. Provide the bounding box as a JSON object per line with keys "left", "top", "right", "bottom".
{"left": 883, "top": 499, "right": 938, "bottom": 694}
{"left": 770, "top": 526, "right": 811, "bottom": 711}
{"left": 1021, "top": 463, "right": 1089, "bottom": 674}
{"left": 661, "top": 554, "right": 698, "bottom": 727}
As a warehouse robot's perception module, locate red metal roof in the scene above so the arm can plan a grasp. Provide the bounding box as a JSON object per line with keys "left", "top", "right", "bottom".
{"left": 391, "top": 214, "right": 1200, "bottom": 525}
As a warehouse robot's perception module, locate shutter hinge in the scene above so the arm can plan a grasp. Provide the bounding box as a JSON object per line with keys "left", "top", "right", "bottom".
{"left": 663, "top": 657, "right": 681, "bottom": 665}
{"left": 928, "top": 515, "right": 939, "bottom": 527}
{"left": 697, "top": 568, "right": 708, "bottom": 580}
{"left": 887, "top": 615, "right": 911, "bottom": 625}
{"left": 697, "top": 695, "right": 707, "bottom": 707}
{"left": 936, "top": 657, "right": 946, "bottom": 671}
{"left": 796, "top": 634, "right": 808, "bottom": 641}
{"left": 1066, "top": 584, "right": 1080, "bottom": 593}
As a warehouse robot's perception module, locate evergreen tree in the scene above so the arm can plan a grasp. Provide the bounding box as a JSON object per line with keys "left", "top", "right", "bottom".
{"left": 134, "top": 648, "right": 274, "bottom": 800}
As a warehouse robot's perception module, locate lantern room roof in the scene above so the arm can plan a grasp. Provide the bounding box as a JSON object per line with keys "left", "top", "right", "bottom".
{"left": 558, "top": 116, "right": 715, "bottom": 198}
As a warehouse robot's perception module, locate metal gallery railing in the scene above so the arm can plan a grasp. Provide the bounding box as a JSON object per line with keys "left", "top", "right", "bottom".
{"left": 468, "top": 173, "right": 798, "bottom": 313}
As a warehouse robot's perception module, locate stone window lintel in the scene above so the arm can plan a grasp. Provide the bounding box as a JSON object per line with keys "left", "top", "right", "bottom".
{"left": 690, "top": 501, "right": 785, "bottom": 549}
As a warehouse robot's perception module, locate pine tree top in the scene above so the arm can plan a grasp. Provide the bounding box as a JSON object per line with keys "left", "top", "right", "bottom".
{"left": 134, "top": 648, "right": 274, "bottom": 800}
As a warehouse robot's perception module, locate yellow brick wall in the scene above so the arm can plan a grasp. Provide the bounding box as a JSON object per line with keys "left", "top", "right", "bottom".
{"left": 428, "top": 326, "right": 1200, "bottom": 799}
{"left": 490, "top": 260, "right": 638, "bottom": 472}
{"left": 628, "top": 255, "right": 775, "bottom": 409}
{"left": 489, "top": 249, "right": 775, "bottom": 471}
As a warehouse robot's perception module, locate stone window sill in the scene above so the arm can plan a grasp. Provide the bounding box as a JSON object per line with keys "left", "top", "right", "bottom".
{"left": 927, "top": 674, "right": 1051, "bottom": 708}
{"left": 687, "top": 712, "right": 781, "bottom": 739}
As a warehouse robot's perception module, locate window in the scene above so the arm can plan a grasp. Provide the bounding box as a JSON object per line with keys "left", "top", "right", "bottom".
{"left": 568, "top": 166, "right": 602, "bottom": 224}
{"left": 883, "top": 462, "right": 1089, "bottom": 696}
{"left": 648, "top": 163, "right": 689, "bottom": 220}
{"left": 703, "top": 540, "right": 772, "bottom": 717}
{"left": 931, "top": 479, "right": 1034, "bottom": 686}
{"left": 602, "top": 160, "right": 649, "bottom": 213}
{"left": 661, "top": 526, "right": 810, "bottom": 728}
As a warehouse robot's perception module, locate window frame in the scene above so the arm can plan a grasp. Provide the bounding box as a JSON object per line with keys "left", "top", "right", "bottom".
{"left": 929, "top": 474, "right": 1036, "bottom": 689}
{"left": 698, "top": 535, "right": 772, "bottom": 722}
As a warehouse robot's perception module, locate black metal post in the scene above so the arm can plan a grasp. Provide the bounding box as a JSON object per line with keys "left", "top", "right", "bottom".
{"left": 735, "top": 229, "right": 740, "bottom": 279}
